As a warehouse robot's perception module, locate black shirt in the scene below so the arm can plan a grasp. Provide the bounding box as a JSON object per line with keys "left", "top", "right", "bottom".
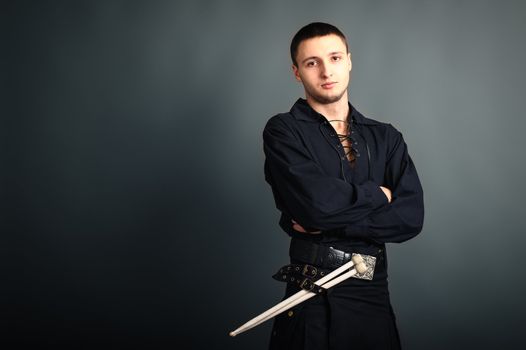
{"left": 263, "top": 98, "right": 424, "bottom": 248}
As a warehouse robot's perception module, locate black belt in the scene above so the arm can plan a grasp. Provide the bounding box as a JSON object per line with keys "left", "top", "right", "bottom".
{"left": 289, "top": 238, "right": 353, "bottom": 270}
{"left": 272, "top": 264, "right": 326, "bottom": 294}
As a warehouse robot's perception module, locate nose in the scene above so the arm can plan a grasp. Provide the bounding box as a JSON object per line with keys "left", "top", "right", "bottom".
{"left": 319, "top": 60, "right": 333, "bottom": 78}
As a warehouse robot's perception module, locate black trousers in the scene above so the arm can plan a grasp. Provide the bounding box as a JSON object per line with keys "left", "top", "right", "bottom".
{"left": 268, "top": 257, "right": 401, "bottom": 350}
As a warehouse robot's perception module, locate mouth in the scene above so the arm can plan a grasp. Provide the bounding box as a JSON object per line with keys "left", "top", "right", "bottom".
{"left": 321, "top": 82, "right": 337, "bottom": 89}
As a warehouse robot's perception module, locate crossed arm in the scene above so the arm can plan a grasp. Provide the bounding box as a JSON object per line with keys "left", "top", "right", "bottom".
{"left": 263, "top": 117, "right": 424, "bottom": 244}
{"left": 292, "top": 186, "right": 392, "bottom": 234}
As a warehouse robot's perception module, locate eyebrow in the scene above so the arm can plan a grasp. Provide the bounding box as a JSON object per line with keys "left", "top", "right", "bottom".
{"left": 301, "top": 51, "right": 345, "bottom": 64}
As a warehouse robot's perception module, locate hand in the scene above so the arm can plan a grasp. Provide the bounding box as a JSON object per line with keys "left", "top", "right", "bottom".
{"left": 292, "top": 220, "right": 322, "bottom": 234}
{"left": 380, "top": 186, "right": 392, "bottom": 203}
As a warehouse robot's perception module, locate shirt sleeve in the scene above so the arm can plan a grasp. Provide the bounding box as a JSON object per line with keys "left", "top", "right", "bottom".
{"left": 263, "top": 116, "right": 389, "bottom": 231}
{"left": 343, "top": 126, "right": 424, "bottom": 243}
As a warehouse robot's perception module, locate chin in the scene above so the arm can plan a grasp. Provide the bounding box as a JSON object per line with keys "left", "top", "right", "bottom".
{"left": 314, "top": 91, "right": 346, "bottom": 104}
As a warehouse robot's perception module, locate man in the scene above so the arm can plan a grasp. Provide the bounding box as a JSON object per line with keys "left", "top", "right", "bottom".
{"left": 263, "top": 22, "right": 424, "bottom": 350}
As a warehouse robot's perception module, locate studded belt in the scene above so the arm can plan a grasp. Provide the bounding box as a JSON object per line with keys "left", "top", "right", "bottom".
{"left": 272, "top": 264, "right": 327, "bottom": 294}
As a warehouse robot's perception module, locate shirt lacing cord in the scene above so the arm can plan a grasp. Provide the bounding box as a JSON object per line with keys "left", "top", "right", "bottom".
{"left": 328, "top": 119, "right": 360, "bottom": 166}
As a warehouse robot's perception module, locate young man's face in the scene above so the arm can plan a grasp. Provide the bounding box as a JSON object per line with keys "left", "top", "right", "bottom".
{"left": 292, "top": 34, "right": 352, "bottom": 105}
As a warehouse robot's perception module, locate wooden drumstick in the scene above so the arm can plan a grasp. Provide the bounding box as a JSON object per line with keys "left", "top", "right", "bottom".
{"left": 234, "top": 257, "right": 367, "bottom": 335}
{"left": 229, "top": 255, "right": 367, "bottom": 337}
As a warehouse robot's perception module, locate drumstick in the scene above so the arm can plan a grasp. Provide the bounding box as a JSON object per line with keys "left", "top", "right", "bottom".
{"left": 229, "top": 255, "right": 367, "bottom": 337}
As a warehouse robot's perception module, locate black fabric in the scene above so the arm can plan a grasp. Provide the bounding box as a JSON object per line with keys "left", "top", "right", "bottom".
{"left": 263, "top": 98, "right": 424, "bottom": 244}
{"left": 269, "top": 281, "right": 401, "bottom": 350}
{"left": 263, "top": 99, "right": 423, "bottom": 349}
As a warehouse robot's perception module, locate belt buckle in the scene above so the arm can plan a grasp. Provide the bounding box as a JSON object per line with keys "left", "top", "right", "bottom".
{"left": 301, "top": 264, "right": 318, "bottom": 278}
{"left": 299, "top": 278, "right": 315, "bottom": 291}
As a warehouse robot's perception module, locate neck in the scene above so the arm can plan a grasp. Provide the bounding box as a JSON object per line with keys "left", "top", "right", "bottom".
{"left": 305, "top": 93, "right": 349, "bottom": 122}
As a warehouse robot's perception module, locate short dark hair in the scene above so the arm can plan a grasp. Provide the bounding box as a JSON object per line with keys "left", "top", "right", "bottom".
{"left": 290, "top": 22, "right": 348, "bottom": 66}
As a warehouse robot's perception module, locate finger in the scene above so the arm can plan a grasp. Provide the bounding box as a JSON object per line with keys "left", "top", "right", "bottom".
{"left": 293, "top": 224, "right": 322, "bottom": 234}
{"left": 292, "top": 223, "right": 307, "bottom": 233}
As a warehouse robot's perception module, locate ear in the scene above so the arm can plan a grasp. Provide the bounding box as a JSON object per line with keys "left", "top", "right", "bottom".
{"left": 347, "top": 52, "right": 352, "bottom": 72}
{"left": 292, "top": 64, "right": 302, "bottom": 82}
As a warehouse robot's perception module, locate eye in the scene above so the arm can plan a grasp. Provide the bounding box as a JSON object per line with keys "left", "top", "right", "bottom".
{"left": 306, "top": 60, "right": 317, "bottom": 67}
{"left": 332, "top": 56, "right": 342, "bottom": 62}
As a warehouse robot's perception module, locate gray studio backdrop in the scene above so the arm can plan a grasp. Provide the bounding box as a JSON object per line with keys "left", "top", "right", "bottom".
{"left": 4, "top": 0, "right": 526, "bottom": 349}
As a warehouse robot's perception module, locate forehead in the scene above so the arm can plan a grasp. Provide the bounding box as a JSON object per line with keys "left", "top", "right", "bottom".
{"left": 296, "top": 34, "right": 347, "bottom": 59}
